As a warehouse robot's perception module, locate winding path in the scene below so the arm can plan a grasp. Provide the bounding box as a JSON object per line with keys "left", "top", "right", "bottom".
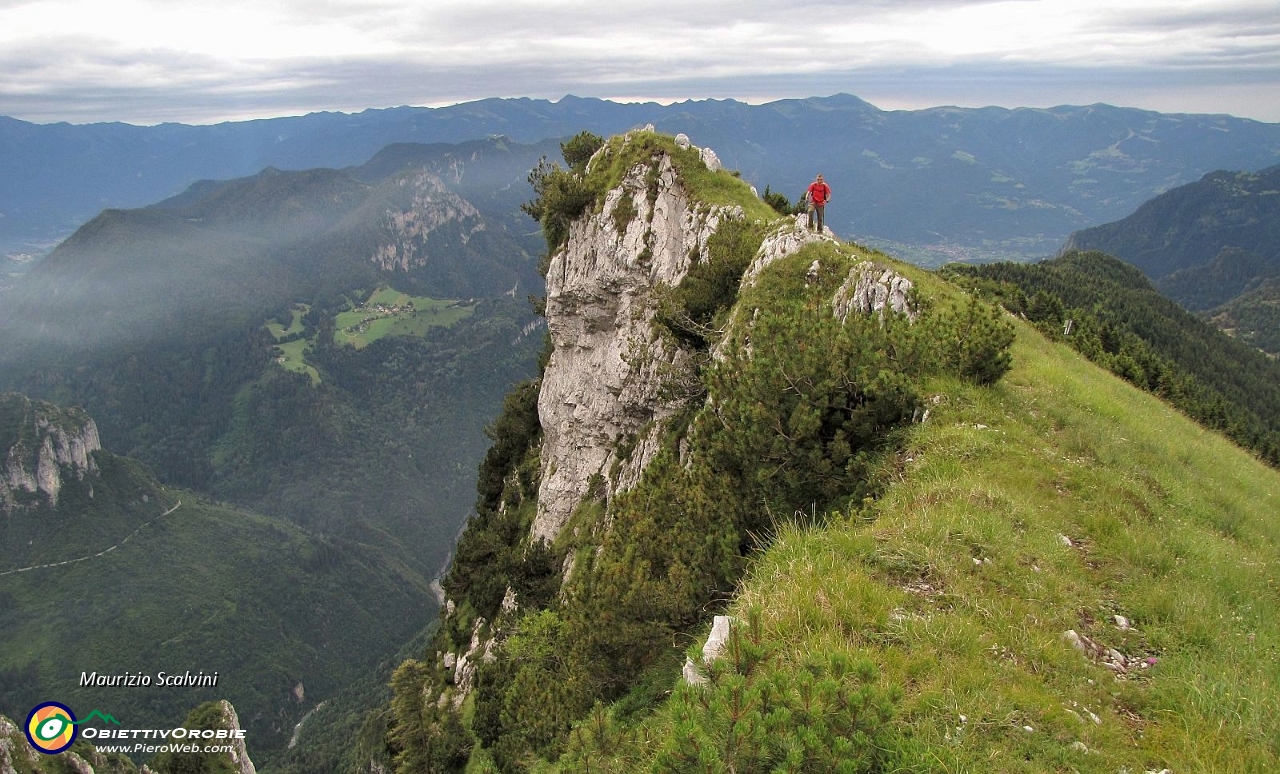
{"left": 0, "top": 500, "right": 182, "bottom": 577}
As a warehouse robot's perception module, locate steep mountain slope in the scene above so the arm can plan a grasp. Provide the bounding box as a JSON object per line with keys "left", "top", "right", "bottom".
{"left": 375, "top": 132, "right": 1280, "bottom": 772}
{"left": 1064, "top": 164, "right": 1280, "bottom": 353}
{"left": 0, "top": 394, "right": 434, "bottom": 767}
{"left": 567, "top": 316, "right": 1280, "bottom": 772}
{"left": 2, "top": 137, "right": 549, "bottom": 355}
{"left": 0, "top": 137, "right": 547, "bottom": 582}
{"left": 5, "top": 96, "right": 1280, "bottom": 263}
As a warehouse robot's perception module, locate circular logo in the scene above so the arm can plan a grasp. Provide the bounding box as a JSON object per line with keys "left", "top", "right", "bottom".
{"left": 24, "top": 702, "right": 78, "bottom": 754}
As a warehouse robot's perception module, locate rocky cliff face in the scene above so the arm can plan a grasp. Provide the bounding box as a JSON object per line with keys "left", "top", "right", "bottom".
{"left": 532, "top": 161, "right": 917, "bottom": 545}
{"left": 371, "top": 168, "right": 484, "bottom": 272}
{"left": 1, "top": 393, "right": 101, "bottom": 510}
{"left": 532, "top": 148, "right": 741, "bottom": 542}
{"left": 217, "top": 700, "right": 257, "bottom": 774}
{"left": 440, "top": 133, "right": 790, "bottom": 704}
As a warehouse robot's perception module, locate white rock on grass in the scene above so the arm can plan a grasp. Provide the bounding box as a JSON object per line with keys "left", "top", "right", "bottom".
{"left": 700, "top": 147, "right": 722, "bottom": 172}
{"left": 683, "top": 615, "right": 735, "bottom": 686}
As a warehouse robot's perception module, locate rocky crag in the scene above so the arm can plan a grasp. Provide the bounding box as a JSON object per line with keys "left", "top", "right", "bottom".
{"left": 371, "top": 168, "right": 485, "bottom": 273}
{"left": 534, "top": 144, "right": 750, "bottom": 543}
{"left": 451, "top": 130, "right": 875, "bottom": 699}
{"left": 382, "top": 130, "right": 982, "bottom": 771}
{"left": 1, "top": 393, "right": 101, "bottom": 510}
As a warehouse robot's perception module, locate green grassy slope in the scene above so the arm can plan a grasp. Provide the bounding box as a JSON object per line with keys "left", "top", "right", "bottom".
{"left": 945, "top": 251, "right": 1280, "bottom": 464}
{"left": 330, "top": 286, "right": 474, "bottom": 350}
{"left": 577, "top": 317, "right": 1280, "bottom": 771}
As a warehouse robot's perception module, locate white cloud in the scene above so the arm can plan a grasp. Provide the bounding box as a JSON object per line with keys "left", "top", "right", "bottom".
{"left": 0, "top": 0, "right": 1276, "bottom": 123}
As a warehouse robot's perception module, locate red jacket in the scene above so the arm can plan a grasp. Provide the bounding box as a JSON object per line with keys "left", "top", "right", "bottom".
{"left": 807, "top": 181, "right": 831, "bottom": 206}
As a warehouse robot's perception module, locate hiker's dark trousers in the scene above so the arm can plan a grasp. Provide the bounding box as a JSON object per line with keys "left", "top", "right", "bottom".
{"left": 809, "top": 204, "right": 825, "bottom": 233}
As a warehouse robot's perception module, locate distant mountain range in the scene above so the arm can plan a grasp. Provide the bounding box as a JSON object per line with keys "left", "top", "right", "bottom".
{"left": 4, "top": 95, "right": 1280, "bottom": 265}
{"left": 3, "top": 137, "right": 550, "bottom": 355}
{"left": 1065, "top": 164, "right": 1280, "bottom": 354}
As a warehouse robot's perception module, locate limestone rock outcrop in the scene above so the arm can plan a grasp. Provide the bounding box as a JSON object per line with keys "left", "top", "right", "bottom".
{"left": 0, "top": 712, "right": 42, "bottom": 774}
{"left": 217, "top": 700, "right": 257, "bottom": 774}
{"left": 1, "top": 393, "right": 101, "bottom": 510}
{"left": 532, "top": 149, "right": 740, "bottom": 543}
{"left": 371, "top": 169, "right": 484, "bottom": 272}
{"left": 832, "top": 262, "right": 916, "bottom": 321}
{"left": 743, "top": 213, "right": 838, "bottom": 285}
{"left": 449, "top": 616, "right": 494, "bottom": 708}
{"left": 682, "top": 615, "right": 734, "bottom": 686}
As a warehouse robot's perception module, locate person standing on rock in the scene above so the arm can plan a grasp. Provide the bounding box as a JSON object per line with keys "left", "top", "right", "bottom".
{"left": 806, "top": 174, "right": 831, "bottom": 233}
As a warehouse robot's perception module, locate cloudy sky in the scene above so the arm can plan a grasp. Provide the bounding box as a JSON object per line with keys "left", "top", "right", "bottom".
{"left": 2, "top": 0, "right": 1278, "bottom": 125}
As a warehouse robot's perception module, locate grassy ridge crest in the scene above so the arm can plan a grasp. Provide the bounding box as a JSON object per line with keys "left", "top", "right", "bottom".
{"left": 567, "top": 317, "right": 1280, "bottom": 771}
{"left": 386, "top": 131, "right": 1279, "bottom": 771}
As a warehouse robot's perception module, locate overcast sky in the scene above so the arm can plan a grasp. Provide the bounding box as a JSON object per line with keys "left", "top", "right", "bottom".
{"left": 2, "top": 0, "right": 1278, "bottom": 126}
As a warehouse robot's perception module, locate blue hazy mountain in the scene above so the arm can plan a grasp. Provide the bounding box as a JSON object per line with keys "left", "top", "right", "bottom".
{"left": 5, "top": 95, "right": 1280, "bottom": 265}
{"left": 1064, "top": 164, "right": 1280, "bottom": 354}
{"left": 0, "top": 136, "right": 549, "bottom": 622}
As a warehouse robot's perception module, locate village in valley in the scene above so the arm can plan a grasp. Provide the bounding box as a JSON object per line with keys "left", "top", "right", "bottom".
{"left": 265, "top": 286, "right": 476, "bottom": 385}
{"left": 341, "top": 297, "right": 418, "bottom": 338}
{"left": 333, "top": 286, "right": 475, "bottom": 349}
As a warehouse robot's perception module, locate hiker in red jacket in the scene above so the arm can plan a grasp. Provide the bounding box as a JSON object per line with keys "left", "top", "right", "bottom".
{"left": 806, "top": 174, "right": 831, "bottom": 233}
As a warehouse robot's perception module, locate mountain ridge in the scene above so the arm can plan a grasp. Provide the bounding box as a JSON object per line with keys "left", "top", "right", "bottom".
{"left": 5, "top": 94, "right": 1280, "bottom": 265}
{"left": 1063, "top": 163, "right": 1280, "bottom": 354}
{"left": 379, "top": 130, "right": 1017, "bottom": 770}
{"left": 374, "top": 131, "right": 1280, "bottom": 772}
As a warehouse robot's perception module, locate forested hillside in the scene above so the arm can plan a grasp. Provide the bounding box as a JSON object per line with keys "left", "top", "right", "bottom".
{"left": 0, "top": 395, "right": 436, "bottom": 767}
{"left": 1210, "top": 278, "right": 1280, "bottom": 355}
{"left": 1064, "top": 165, "right": 1280, "bottom": 354}
{"left": 4, "top": 137, "right": 550, "bottom": 355}
{"left": 0, "top": 138, "right": 548, "bottom": 575}
{"left": 0, "top": 139, "right": 552, "bottom": 771}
